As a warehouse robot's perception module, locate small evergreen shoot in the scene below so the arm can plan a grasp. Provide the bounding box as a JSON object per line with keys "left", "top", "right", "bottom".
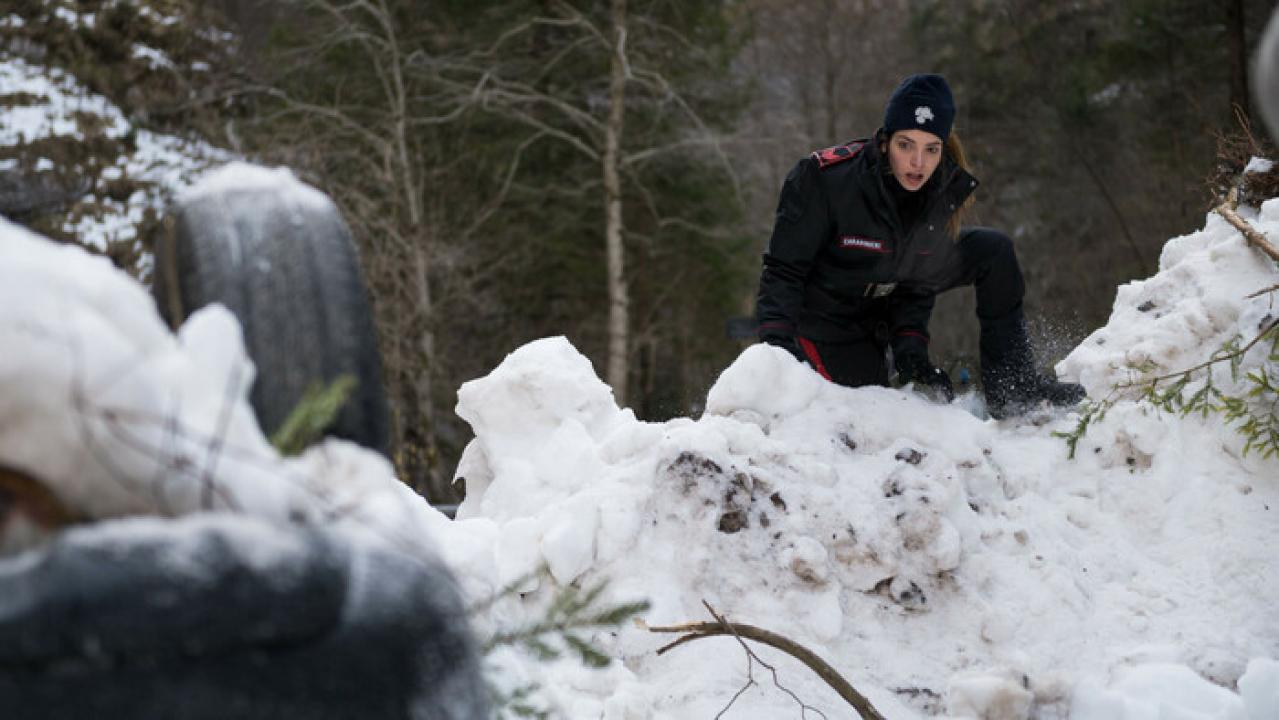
{"left": 1056, "top": 315, "right": 1279, "bottom": 460}
{"left": 270, "top": 375, "right": 356, "bottom": 456}
{"left": 478, "top": 566, "right": 650, "bottom": 718}
{"left": 483, "top": 574, "right": 650, "bottom": 666}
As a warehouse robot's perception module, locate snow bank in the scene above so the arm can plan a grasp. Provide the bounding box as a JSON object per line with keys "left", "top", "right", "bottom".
{"left": 439, "top": 205, "right": 1278, "bottom": 716}
{"left": 1058, "top": 198, "right": 1279, "bottom": 399}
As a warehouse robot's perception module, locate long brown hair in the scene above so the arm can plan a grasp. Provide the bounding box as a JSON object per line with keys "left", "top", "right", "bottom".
{"left": 946, "top": 131, "right": 976, "bottom": 238}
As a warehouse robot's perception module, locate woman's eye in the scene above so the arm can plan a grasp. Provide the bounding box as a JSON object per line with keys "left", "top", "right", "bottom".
{"left": 926, "top": 146, "right": 941, "bottom": 154}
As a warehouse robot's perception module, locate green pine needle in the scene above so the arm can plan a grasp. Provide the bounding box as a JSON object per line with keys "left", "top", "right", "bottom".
{"left": 270, "top": 374, "right": 357, "bottom": 456}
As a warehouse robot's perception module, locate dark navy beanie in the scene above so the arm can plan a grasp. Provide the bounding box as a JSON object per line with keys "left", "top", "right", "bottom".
{"left": 883, "top": 74, "right": 956, "bottom": 141}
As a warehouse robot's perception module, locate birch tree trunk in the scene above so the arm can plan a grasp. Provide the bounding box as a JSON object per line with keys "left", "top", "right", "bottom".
{"left": 603, "top": 0, "right": 630, "bottom": 406}
{"left": 385, "top": 0, "right": 446, "bottom": 498}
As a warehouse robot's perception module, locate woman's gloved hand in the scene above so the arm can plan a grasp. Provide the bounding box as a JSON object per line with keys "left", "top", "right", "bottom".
{"left": 896, "top": 353, "right": 955, "bottom": 402}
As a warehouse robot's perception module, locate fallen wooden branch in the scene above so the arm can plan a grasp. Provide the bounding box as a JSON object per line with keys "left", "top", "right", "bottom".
{"left": 1247, "top": 282, "right": 1279, "bottom": 299}
{"left": 1215, "top": 188, "right": 1279, "bottom": 263}
{"left": 645, "top": 601, "right": 888, "bottom": 720}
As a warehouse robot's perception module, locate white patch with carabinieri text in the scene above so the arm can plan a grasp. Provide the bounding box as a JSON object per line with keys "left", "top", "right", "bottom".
{"left": 839, "top": 235, "right": 888, "bottom": 253}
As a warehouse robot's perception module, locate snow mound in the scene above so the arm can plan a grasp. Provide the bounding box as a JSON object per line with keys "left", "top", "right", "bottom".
{"left": 443, "top": 345, "right": 1275, "bottom": 716}
{"left": 441, "top": 205, "right": 1278, "bottom": 715}
{"left": 1058, "top": 198, "right": 1279, "bottom": 401}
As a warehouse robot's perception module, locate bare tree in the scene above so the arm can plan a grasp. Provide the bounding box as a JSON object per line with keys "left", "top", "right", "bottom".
{"left": 238, "top": 0, "right": 457, "bottom": 497}
{"left": 603, "top": 0, "right": 631, "bottom": 403}
{"left": 414, "top": 1, "right": 743, "bottom": 409}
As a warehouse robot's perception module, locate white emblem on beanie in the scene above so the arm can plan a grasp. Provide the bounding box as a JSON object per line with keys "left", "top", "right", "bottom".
{"left": 915, "top": 106, "right": 935, "bottom": 124}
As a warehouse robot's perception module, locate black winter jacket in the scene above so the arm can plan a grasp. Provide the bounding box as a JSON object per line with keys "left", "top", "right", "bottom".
{"left": 756, "top": 133, "right": 979, "bottom": 362}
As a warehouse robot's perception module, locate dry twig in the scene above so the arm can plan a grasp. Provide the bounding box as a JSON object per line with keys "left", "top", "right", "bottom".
{"left": 1216, "top": 187, "right": 1279, "bottom": 263}
{"left": 646, "top": 601, "right": 887, "bottom": 720}
{"left": 1247, "top": 283, "right": 1279, "bottom": 299}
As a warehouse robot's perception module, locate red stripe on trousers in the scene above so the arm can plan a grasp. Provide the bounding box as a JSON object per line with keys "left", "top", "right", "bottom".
{"left": 797, "top": 337, "right": 833, "bottom": 382}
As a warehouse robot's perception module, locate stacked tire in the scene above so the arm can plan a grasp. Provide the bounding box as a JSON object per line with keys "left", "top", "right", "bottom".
{"left": 152, "top": 175, "right": 390, "bottom": 455}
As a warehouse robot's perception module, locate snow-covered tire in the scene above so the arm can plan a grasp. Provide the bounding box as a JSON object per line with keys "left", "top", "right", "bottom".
{"left": 0, "top": 516, "right": 489, "bottom": 719}
{"left": 153, "top": 178, "right": 390, "bottom": 455}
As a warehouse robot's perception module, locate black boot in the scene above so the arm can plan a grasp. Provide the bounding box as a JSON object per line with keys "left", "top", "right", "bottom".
{"left": 980, "top": 310, "right": 1085, "bottom": 419}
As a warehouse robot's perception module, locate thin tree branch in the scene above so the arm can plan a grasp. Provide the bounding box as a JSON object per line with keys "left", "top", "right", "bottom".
{"left": 1118, "top": 315, "right": 1279, "bottom": 387}
{"left": 1077, "top": 150, "right": 1148, "bottom": 275}
{"left": 629, "top": 66, "right": 744, "bottom": 206}
{"left": 1216, "top": 187, "right": 1279, "bottom": 263}
{"left": 459, "top": 130, "right": 548, "bottom": 243}
{"left": 646, "top": 602, "right": 888, "bottom": 720}
{"left": 243, "top": 85, "right": 390, "bottom": 151}
{"left": 1247, "top": 283, "right": 1279, "bottom": 299}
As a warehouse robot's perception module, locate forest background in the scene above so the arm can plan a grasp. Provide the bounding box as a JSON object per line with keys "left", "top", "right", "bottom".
{"left": 6, "top": 0, "right": 1275, "bottom": 500}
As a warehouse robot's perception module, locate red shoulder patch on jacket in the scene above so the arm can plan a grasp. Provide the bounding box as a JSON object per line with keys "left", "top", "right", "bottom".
{"left": 810, "top": 141, "right": 865, "bottom": 169}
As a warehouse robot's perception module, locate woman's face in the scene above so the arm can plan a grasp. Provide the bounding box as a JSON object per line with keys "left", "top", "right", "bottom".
{"left": 886, "top": 129, "right": 943, "bottom": 192}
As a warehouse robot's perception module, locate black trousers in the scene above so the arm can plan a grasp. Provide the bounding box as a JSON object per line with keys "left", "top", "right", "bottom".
{"left": 798, "top": 227, "right": 1026, "bottom": 387}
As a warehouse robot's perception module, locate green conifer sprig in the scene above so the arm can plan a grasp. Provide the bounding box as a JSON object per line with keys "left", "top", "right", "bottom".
{"left": 269, "top": 375, "right": 357, "bottom": 456}
{"left": 479, "top": 565, "right": 650, "bottom": 718}
{"left": 1056, "top": 316, "right": 1279, "bottom": 459}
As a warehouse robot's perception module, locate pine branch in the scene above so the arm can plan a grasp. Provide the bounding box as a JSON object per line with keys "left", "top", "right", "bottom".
{"left": 270, "top": 375, "right": 357, "bottom": 456}
{"left": 1115, "top": 317, "right": 1278, "bottom": 387}
{"left": 1058, "top": 318, "right": 1279, "bottom": 460}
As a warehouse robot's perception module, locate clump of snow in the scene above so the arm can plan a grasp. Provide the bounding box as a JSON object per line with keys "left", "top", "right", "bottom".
{"left": 1071, "top": 663, "right": 1250, "bottom": 720}
{"left": 1244, "top": 157, "right": 1274, "bottom": 175}
{"left": 180, "top": 162, "right": 336, "bottom": 214}
{"left": 51, "top": 5, "right": 94, "bottom": 29}
{"left": 948, "top": 670, "right": 1033, "bottom": 720}
{"left": 131, "top": 44, "right": 175, "bottom": 70}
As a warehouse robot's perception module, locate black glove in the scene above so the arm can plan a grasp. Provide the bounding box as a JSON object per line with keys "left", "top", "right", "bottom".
{"left": 896, "top": 353, "right": 954, "bottom": 402}
{"left": 761, "top": 333, "right": 807, "bottom": 364}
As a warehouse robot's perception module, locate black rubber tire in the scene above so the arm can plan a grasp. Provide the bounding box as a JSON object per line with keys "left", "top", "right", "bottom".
{"left": 0, "top": 516, "right": 490, "bottom": 719}
{"left": 153, "top": 178, "right": 390, "bottom": 455}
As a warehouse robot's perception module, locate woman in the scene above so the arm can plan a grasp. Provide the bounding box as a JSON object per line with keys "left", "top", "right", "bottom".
{"left": 755, "top": 73, "right": 1083, "bottom": 418}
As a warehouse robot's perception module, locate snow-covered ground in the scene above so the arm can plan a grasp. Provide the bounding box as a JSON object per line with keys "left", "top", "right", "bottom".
{"left": 0, "top": 164, "right": 1276, "bottom": 719}
{"left": 1, "top": 39, "right": 230, "bottom": 270}
{"left": 439, "top": 193, "right": 1279, "bottom": 718}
